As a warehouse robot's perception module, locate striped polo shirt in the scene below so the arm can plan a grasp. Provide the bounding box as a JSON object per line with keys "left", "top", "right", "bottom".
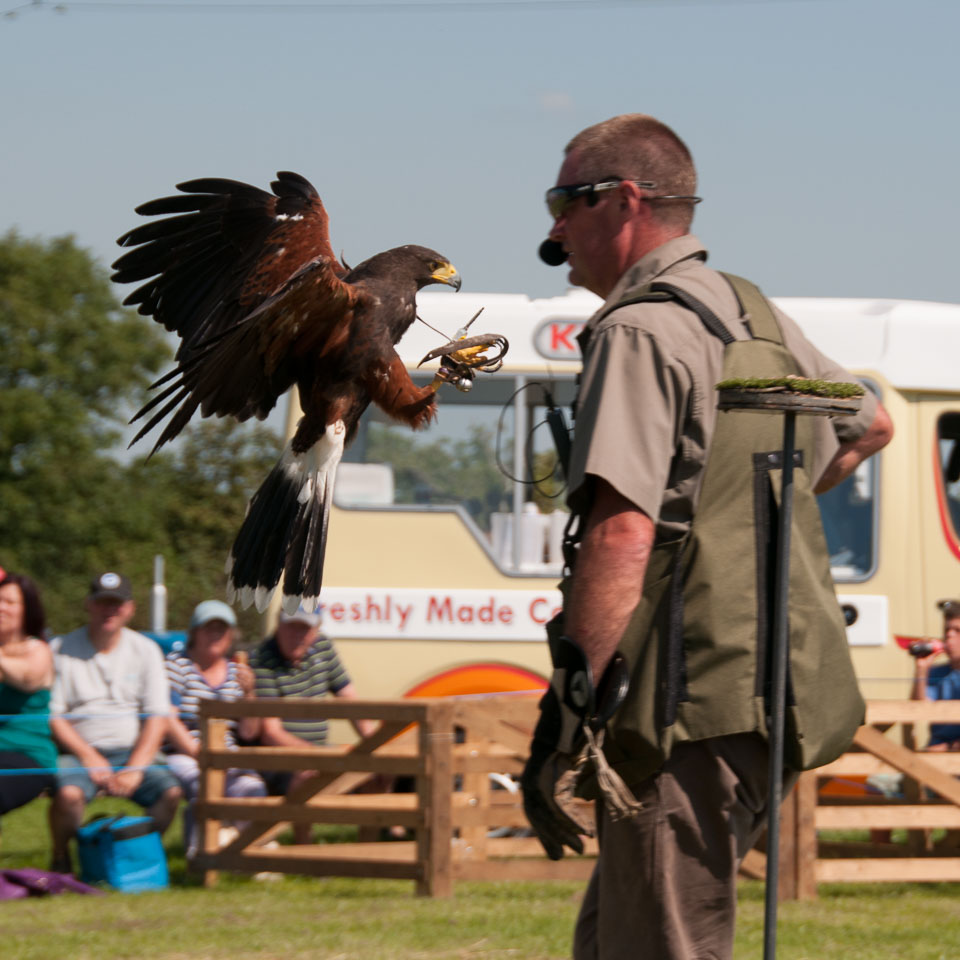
{"left": 250, "top": 634, "right": 350, "bottom": 745}
{"left": 166, "top": 653, "right": 246, "bottom": 749}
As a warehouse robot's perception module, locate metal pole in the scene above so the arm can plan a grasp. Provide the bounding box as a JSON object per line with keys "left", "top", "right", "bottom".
{"left": 150, "top": 554, "right": 167, "bottom": 634}
{"left": 763, "top": 410, "right": 796, "bottom": 960}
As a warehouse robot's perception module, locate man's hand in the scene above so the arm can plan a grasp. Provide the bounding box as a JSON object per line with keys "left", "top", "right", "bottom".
{"left": 234, "top": 660, "right": 257, "bottom": 698}
{"left": 521, "top": 734, "right": 592, "bottom": 860}
{"left": 107, "top": 767, "right": 144, "bottom": 797}
{"left": 914, "top": 651, "right": 941, "bottom": 674}
{"left": 80, "top": 749, "right": 113, "bottom": 788}
{"left": 912, "top": 650, "right": 942, "bottom": 701}
{"left": 520, "top": 635, "right": 632, "bottom": 859}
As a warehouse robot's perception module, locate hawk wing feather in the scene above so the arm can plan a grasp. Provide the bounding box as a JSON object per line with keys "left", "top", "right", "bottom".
{"left": 112, "top": 171, "right": 346, "bottom": 354}
{"left": 114, "top": 173, "right": 362, "bottom": 454}
{"left": 129, "top": 386, "right": 195, "bottom": 451}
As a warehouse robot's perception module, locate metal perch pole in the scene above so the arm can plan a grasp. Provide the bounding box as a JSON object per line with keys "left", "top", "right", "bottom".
{"left": 717, "top": 378, "right": 862, "bottom": 960}
{"left": 764, "top": 408, "right": 795, "bottom": 960}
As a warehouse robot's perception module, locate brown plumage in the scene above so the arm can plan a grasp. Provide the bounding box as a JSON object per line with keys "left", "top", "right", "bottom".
{"left": 112, "top": 171, "right": 461, "bottom": 613}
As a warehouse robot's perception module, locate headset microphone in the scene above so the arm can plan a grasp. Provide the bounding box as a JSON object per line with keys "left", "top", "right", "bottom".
{"left": 538, "top": 239, "right": 569, "bottom": 266}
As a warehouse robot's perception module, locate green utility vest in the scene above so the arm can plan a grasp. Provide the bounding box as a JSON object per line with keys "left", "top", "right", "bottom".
{"left": 565, "top": 273, "right": 865, "bottom": 795}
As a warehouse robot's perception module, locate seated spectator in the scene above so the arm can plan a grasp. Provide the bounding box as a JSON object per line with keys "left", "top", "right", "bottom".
{"left": 165, "top": 599, "right": 265, "bottom": 857}
{"left": 48, "top": 571, "right": 182, "bottom": 874}
{"left": 251, "top": 608, "right": 376, "bottom": 843}
{"left": 912, "top": 600, "right": 960, "bottom": 750}
{"left": 0, "top": 572, "right": 56, "bottom": 824}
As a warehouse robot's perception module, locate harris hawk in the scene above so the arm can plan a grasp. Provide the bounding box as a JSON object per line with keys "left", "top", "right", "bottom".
{"left": 111, "top": 171, "right": 467, "bottom": 615}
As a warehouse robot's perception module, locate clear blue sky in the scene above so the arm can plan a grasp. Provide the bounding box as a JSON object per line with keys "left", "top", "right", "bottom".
{"left": 3, "top": 0, "right": 958, "bottom": 303}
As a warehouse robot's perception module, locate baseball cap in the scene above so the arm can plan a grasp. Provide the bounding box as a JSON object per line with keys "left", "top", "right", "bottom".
{"left": 279, "top": 607, "right": 322, "bottom": 628}
{"left": 190, "top": 599, "right": 238, "bottom": 630}
{"left": 88, "top": 571, "right": 133, "bottom": 602}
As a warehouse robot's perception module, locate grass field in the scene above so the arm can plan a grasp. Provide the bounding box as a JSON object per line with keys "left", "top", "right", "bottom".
{"left": 2, "top": 797, "right": 960, "bottom": 959}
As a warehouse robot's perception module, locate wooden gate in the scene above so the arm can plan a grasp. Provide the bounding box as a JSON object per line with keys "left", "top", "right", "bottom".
{"left": 811, "top": 701, "right": 960, "bottom": 885}
{"left": 193, "top": 694, "right": 596, "bottom": 895}
{"left": 740, "top": 700, "right": 960, "bottom": 899}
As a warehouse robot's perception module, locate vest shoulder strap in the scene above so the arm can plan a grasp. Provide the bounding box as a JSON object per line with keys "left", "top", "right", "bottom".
{"left": 592, "top": 271, "right": 784, "bottom": 348}
{"left": 593, "top": 282, "right": 736, "bottom": 345}
{"left": 649, "top": 281, "right": 735, "bottom": 345}
{"left": 591, "top": 284, "right": 671, "bottom": 325}
{"left": 719, "top": 272, "right": 782, "bottom": 344}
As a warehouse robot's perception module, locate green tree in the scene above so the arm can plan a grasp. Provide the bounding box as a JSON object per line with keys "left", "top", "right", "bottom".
{"left": 0, "top": 231, "right": 171, "bottom": 628}
{"left": 122, "top": 420, "right": 281, "bottom": 642}
{"left": 0, "top": 231, "right": 282, "bottom": 638}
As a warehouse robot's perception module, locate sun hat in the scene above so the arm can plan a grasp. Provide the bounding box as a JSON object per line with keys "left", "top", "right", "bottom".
{"left": 189, "top": 599, "right": 238, "bottom": 629}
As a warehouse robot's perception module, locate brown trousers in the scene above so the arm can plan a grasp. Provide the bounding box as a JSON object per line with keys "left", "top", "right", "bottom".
{"left": 573, "top": 733, "right": 794, "bottom": 960}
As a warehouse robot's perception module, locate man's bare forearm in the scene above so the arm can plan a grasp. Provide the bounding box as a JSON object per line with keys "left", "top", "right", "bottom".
{"left": 50, "top": 716, "right": 103, "bottom": 764}
{"left": 564, "top": 479, "right": 655, "bottom": 681}
{"left": 815, "top": 403, "right": 894, "bottom": 494}
{"left": 260, "top": 716, "right": 315, "bottom": 750}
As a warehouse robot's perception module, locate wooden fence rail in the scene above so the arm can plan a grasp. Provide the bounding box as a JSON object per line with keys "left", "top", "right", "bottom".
{"left": 193, "top": 697, "right": 960, "bottom": 897}
{"left": 742, "top": 700, "right": 960, "bottom": 898}
{"left": 807, "top": 700, "right": 960, "bottom": 889}
{"left": 193, "top": 694, "right": 597, "bottom": 895}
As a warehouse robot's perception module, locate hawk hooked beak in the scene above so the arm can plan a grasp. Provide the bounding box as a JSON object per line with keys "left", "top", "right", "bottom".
{"left": 431, "top": 261, "right": 461, "bottom": 291}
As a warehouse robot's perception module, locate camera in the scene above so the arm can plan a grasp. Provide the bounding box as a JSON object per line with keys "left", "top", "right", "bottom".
{"left": 909, "top": 640, "right": 944, "bottom": 657}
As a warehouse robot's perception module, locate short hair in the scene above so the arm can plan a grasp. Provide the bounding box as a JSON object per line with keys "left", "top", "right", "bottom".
{"left": 941, "top": 600, "right": 960, "bottom": 622}
{"left": 565, "top": 114, "right": 698, "bottom": 232}
{"left": 0, "top": 572, "right": 47, "bottom": 640}
{"left": 939, "top": 599, "right": 960, "bottom": 618}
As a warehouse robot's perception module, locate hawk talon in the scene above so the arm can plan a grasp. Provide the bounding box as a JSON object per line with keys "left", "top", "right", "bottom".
{"left": 418, "top": 332, "right": 509, "bottom": 371}
{"left": 449, "top": 344, "right": 491, "bottom": 364}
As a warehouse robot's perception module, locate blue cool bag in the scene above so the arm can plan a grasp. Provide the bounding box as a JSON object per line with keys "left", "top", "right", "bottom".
{"left": 77, "top": 815, "right": 169, "bottom": 893}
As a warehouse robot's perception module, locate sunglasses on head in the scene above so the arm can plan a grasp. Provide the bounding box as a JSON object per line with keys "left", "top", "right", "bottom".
{"left": 545, "top": 179, "right": 703, "bottom": 219}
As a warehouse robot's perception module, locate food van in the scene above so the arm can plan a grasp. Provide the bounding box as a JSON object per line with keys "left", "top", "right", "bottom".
{"left": 281, "top": 289, "right": 960, "bottom": 704}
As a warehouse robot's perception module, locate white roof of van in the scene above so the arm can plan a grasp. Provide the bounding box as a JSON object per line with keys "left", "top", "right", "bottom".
{"left": 773, "top": 297, "right": 960, "bottom": 393}
{"left": 412, "top": 290, "right": 960, "bottom": 392}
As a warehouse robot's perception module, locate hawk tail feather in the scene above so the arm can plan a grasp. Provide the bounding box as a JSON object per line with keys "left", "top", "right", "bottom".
{"left": 226, "top": 421, "right": 345, "bottom": 614}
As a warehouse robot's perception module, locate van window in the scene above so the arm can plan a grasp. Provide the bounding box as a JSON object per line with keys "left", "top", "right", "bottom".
{"left": 334, "top": 373, "right": 575, "bottom": 574}
{"left": 817, "top": 458, "right": 878, "bottom": 581}
{"left": 936, "top": 412, "right": 960, "bottom": 546}
{"left": 816, "top": 377, "right": 882, "bottom": 582}
{"left": 338, "top": 377, "right": 513, "bottom": 534}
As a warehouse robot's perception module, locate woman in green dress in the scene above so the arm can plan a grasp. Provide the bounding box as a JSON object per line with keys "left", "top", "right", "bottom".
{"left": 0, "top": 572, "right": 56, "bottom": 819}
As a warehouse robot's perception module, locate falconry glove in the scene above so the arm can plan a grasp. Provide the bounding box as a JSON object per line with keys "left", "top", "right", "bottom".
{"left": 521, "top": 635, "right": 633, "bottom": 861}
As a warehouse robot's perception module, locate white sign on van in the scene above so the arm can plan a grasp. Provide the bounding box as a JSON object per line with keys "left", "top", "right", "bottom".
{"left": 317, "top": 588, "right": 886, "bottom": 646}
{"left": 533, "top": 317, "right": 585, "bottom": 360}
{"left": 317, "top": 587, "right": 562, "bottom": 641}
